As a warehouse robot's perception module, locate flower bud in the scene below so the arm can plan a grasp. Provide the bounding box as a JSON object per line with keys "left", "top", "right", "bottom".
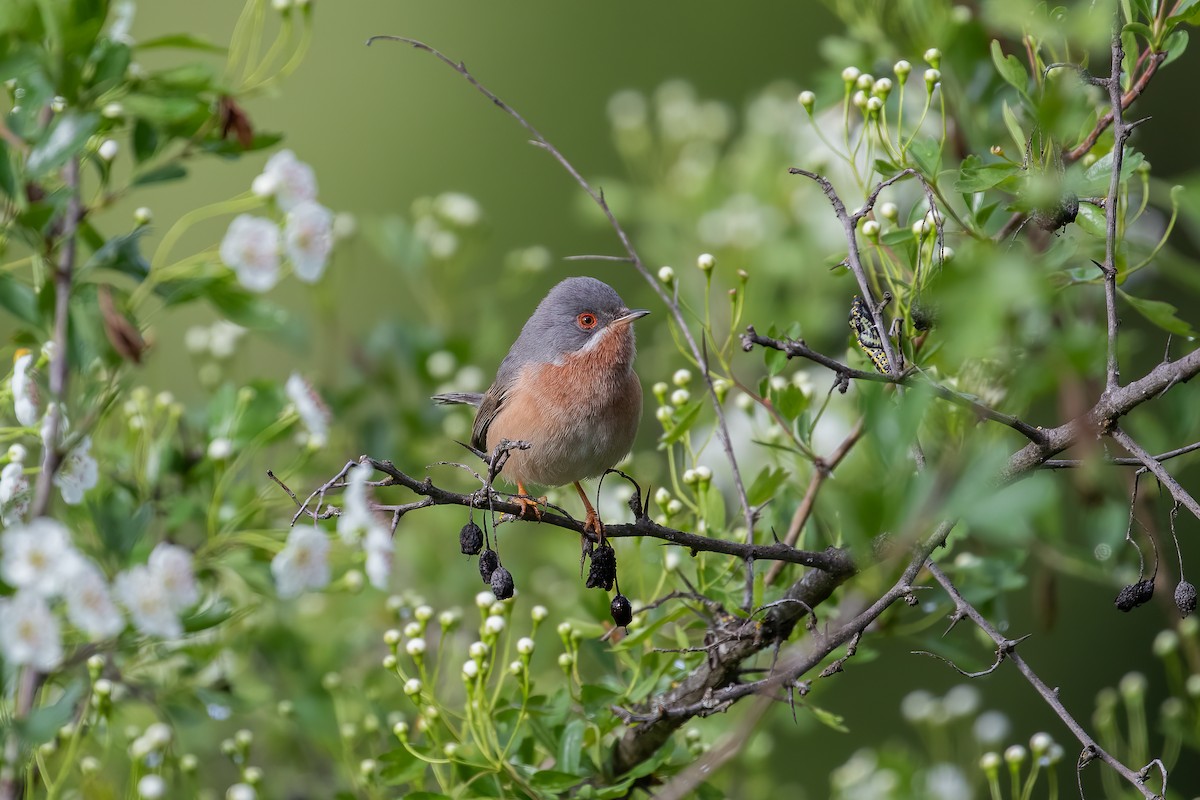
{"left": 181, "top": 754, "right": 199, "bottom": 773}
{"left": 1029, "top": 732, "right": 1053, "bottom": 756}
{"left": 403, "top": 678, "right": 422, "bottom": 696}
{"left": 98, "top": 139, "right": 119, "bottom": 162}
{"left": 695, "top": 465, "right": 712, "bottom": 483}
{"left": 657, "top": 265, "right": 675, "bottom": 284}
{"left": 102, "top": 102, "right": 124, "bottom": 119}
{"left": 670, "top": 388, "right": 690, "bottom": 406}
{"left": 866, "top": 97, "right": 883, "bottom": 115}
{"left": 485, "top": 615, "right": 506, "bottom": 635}
{"left": 556, "top": 621, "right": 572, "bottom": 638}
{"left": 439, "top": 610, "right": 459, "bottom": 630}
{"left": 403, "top": 621, "right": 421, "bottom": 639}
{"left": 841, "top": 66, "right": 861, "bottom": 84}
{"left": 697, "top": 253, "right": 715, "bottom": 272}
{"left": 137, "top": 775, "right": 166, "bottom": 799}
{"left": 244, "top": 767, "right": 263, "bottom": 785}
{"left": 382, "top": 654, "right": 397, "bottom": 670}
{"left": 852, "top": 90, "right": 867, "bottom": 109}
{"left": 654, "top": 487, "right": 672, "bottom": 507}
{"left": 979, "top": 752, "right": 1001, "bottom": 774}
{"left": 405, "top": 638, "right": 426, "bottom": 657}
{"left": 414, "top": 604, "right": 433, "bottom": 622}
{"left": 321, "top": 672, "right": 341, "bottom": 691}
{"left": 872, "top": 78, "right": 892, "bottom": 98}
{"left": 1119, "top": 672, "right": 1147, "bottom": 700}
{"left": 392, "top": 720, "right": 409, "bottom": 738}
{"left": 924, "top": 69, "right": 941, "bottom": 92}
{"left": 862, "top": 220, "right": 880, "bottom": 241}
{"left": 558, "top": 653, "right": 575, "bottom": 669}
{"left": 855, "top": 73, "right": 874, "bottom": 91}
{"left": 462, "top": 659, "right": 479, "bottom": 679}
{"left": 531, "top": 605, "right": 548, "bottom": 622}
{"left": 234, "top": 729, "right": 253, "bottom": 749}
{"left": 673, "top": 369, "right": 692, "bottom": 387}
{"left": 94, "top": 679, "right": 113, "bottom": 697}
{"left": 383, "top": 629, "right": 401, "bottom": 646}
{"left": 894, "top": 60, "right": 911, "bottom": 79}
{"left": 798, "top": 91, "right": 815, "bottom": 113}
{"left": 655, "top": 406, "right": 672, "bottom": 423}
{"left": 469, "top": 641, "right": 489, "bottom": 660}
{"left": 1153, "top": 630, "right": 1179, "bottom": 657}
{"left": 87, "top": 654, "right": 104, "bottom": 679}
{"left": 517, "top": 637, "right": 535, "bottom": 655}
{"left": 1003, "top": 744, "right": 1027, "bottom": 765}
{"left": 134, "top": 207, "right": 153, "bottom": 226}
{"left": 509, "top": 660, "right": 524, "bottom": 676}
{"left": 666, "top": 499, "right": 684, "bottom": 516}
{"left": 923, "top": 48, "right": 941, "bottom": 68}
{"left": 683, "top": 469, "right": 698, "bottom": 485}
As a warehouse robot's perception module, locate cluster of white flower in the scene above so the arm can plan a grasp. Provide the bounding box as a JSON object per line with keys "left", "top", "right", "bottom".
{"left": 113, "top": 543, "right": 199, "bottom": 638}
{"left": 219, "top": 150, "right": 335, "bottom": 293}
{"left": 412, "top": 191, "right": 483, "bottom": 261}
{"left": 271, "top": 463, "right": 394, "bottom": 598}
{"left": 0, "top": 519, "right": 125, "bottom": 669}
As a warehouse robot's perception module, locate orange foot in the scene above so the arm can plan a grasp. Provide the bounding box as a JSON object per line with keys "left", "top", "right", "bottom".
{"left": 513, "top": 482, "right": 546, "bottom": 520}
{"left": 574, "top": 481, "right": 604, "bottom": 543}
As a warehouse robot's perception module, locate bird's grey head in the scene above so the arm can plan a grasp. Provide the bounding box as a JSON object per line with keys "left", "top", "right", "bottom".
{"left": 500, "top": 277, "right": 648, "bottom": 377}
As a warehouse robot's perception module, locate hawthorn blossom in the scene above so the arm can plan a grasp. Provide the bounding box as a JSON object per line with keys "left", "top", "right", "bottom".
{"left": 271, "top": 526, "right": 331, "bottom": 598}
{"left": 115, "top": 565, "right": 182, "bottom": 638}
{"left": 336, "top": 463, "right": 375, "bottom": 544}
{"left": 1, "top": 518, "right": 77, "bottom": 596}
{"left": 0, "top": 591, "right": 63, "bottom": 670}
{"left": 11, "top": 351, "right": 38, "bottom": 426}
{"left": 254, "top": 150, "right": 317, "bottom": 211}
{"left": 0, "top": 461, "right": 30, "bottom": 525}
{"left": 286, "top": 373, "right": 330, "bottom": 447}
{"left": 219, "top": 215, "right": 281, "bottom": 293}
{"left": 63, "top": 558, "right": 124, "bottom": 639}
{"left": 148, "top": 543, "right": 199, "bottom": 611}
{"left": 364, "top": 526, "right": 393, "bottom": 590}
{"left": 434, "top": 192, "right": 482, "bottom": 227}
{"left": 55, "top": 435, "right": 99, "bottom": 505}
{"left": 284, "top": 201, "right": 333, "bottom": 283}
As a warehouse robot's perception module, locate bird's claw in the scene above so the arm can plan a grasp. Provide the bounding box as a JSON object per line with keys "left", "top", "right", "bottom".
{"left": 513, "top": 493, "right": 546, "bottom": 520}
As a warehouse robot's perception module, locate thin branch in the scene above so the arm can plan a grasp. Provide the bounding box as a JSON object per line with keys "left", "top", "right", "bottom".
{"left": 1063, "top": 51, "right": 1165, "bottom": 164}
{"left": 367, "top": 34, "right": 758, "bottom": 570}
{"left": 925, "top": 561, "right": 1164, "bottom": 799}
{"left": 1041, "top": 439, "right": 1200, "bottom": 469}
{"left": 1109, "top": 427, "right": 1200, "bottom": 522}
{"left": 1098, "top": 16, "right": 1131, "bottom": 396}
{"left": 765, "top": 419, "right": 865, "bottom": 586}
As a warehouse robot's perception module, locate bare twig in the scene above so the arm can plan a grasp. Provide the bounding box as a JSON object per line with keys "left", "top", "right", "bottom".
{"left": 1109, "top": 427, "right": 1200, "bottom": 522}
{"left": 925, "top": 561, "right": 1164, "bottom": 799}
{"left": 1041, "top": 439, "right": 1200, "bottom": 469}
{"left": 1062, "top": 51, "right": 1165, "bottom": 164}
{"left": 764, "top": 419, "right": 864, "bottom": 586}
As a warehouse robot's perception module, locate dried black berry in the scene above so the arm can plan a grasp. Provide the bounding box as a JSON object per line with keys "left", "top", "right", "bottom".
{"left": 610, "top": 594, "right": 633, "bottom": 627}
{"left": 459, "top": 522, "right": 484, "bottom": 555}
{"left": 910, "top": 300, "right": 937, "bottom": 332}
{"left": 478, "top": 549, "right": 499, "bottom": 583}
{"left": 490, "top": 566, "right": 514, "bottom": 600}
{"left": 1175, "top": 580, "right": 1197, "bottom": 618}
{"left": 586, "top": 543, "right": 617, "bottom": 591}
{"left": 1114, "top": 579, "right": 1154, "bottom": 612}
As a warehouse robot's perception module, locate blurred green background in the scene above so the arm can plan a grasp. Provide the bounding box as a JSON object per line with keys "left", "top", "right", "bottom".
{"left": 103, "top": 1, "right": 1200, "bottom": 796}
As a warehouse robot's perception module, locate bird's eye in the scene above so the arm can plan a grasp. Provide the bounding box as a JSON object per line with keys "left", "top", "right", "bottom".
{"left": 577, "top": 312, "right": 598, "bottom": 330}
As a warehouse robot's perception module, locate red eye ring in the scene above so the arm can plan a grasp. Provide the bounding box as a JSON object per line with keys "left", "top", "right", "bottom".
{"left": 577, "top": 312, "right": 598, "bottom": 330}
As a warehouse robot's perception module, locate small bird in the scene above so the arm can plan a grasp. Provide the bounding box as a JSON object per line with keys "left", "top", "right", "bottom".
{"left": 434, "top": 276, "right": 648, "bottom": 537}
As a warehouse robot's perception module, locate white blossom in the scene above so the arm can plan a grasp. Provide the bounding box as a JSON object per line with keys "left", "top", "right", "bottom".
{"left": 284, "top": 201, "right": 333, "bottom": 283}
{"left": 336, "top": 463, "right": 375, "bottom": 544}
{"left": 285, "top": 373, "right": 330, "bottom": 446}
{"left": 257, "top": 150, "right": 317, "bottom": 211}
{"left": 0, "top": 591, "right": 63, "bottom": 670}
{"left": 55, "top": 435, "right": 99, "bottom": 505}
{"left": 0, "top": 462, "right": 30, "bottom": 526}
{"left": 63, "top": 557, "right": 124, "bottom": 639}
{"left": 136, "top": 775, "right": 165, "bottom": 799}
{"left": 115, "top": 566, "right": 181, "bottom": 638}
{"left": 11, "top": 351, "right": 38, "bottom": 426}
{"left": 364, "top": 526, "right": 393, "bottom": 590}
{"left": 148, "top": 543, "right": 199, "bottom": 611}
{"left": 271, "top": 526, "right": 331, "bottom": 598}
{"left": 219, "top": 215, "right": 281, "bottom": 293}
{"left": 1, "top": 518, "right": 76, "bottom": 596}
{"left": 434, "top": 192, "right": 482, "bottom": 227}
{"left": 207, "top": 321, "right": 246, "bottom": 359}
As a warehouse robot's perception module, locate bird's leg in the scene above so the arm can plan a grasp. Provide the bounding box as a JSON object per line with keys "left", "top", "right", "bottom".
{"left": 513, "top": 481, "right": 545, "bottom": 520}
{"left": 574, "top": 481, "right": 603, "bottom": 543}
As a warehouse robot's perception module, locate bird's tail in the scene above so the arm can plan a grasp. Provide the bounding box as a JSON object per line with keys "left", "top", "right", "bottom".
{"left": 432, "top": 392, "right": 484, "bottom": 407}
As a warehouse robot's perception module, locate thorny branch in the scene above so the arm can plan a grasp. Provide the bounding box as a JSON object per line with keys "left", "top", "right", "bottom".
{"left": 924, "top": 561, "right": 1164, "bottom": 799}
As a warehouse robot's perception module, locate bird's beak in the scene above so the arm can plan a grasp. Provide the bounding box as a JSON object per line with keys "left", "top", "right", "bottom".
{"left": 612, "top": 309, "right": 650, "bottom": 327}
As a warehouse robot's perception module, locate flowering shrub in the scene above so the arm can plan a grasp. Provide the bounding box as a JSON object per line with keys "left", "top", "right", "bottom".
{"left": 1, "top": 1, "right": 1200, "bottom": 799}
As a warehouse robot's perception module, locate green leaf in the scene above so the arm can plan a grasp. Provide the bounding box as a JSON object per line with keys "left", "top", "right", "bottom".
{"left": 201, "top": 132, "right": 285, "bottom": 158}
{"left": 531, "top": 771, "right": 583, "bottom": 792}
{"left": 1167, "top": 0, "right": 1200, "bottom": 25}
{"left": 748, "top": 466, "right": 789, "bottom": 506}
{"left": 955, "top": 154, "right": 1020, "bottom": 193}
{"left": 1122, "top": 21, "right": 1155, "bottom": 44}
{"left": 806, "top": 702, "right": 849, "bottom": 733}
{"left": 907, "top": 136, "right": 941, "bottom": 178}
{"left": 0, "top": 138, "right": 16, "bottom": 199}
{"left": 1119, "top": 290, "right": 1197, "bottom": 338}
{"left": 1001, "top": 100, "right": 1026, "bottom": 157}
{"left": 132, "top": 163, "right": 187, "bottom": 186}
{"left": 132, "top": 119, "right": 159, "bottom": 163}
{"left": 83, "top": 228, "right": 150, "bottom": 280}
{"left": 17, "top": 682, "right": 84, "bottom": 747}
{"left": 557, "top": 719, "right": 584, "bottom": 777}
{"left": 26, "top": 111, "right": 98, "bottom": 177}
{"left": 87, "top": 38, "right": 131, "bottom": 93}
{"left": 0, "top": 273, "right": 42, "bottom": 327}
{"left": 660, "top": 400, "right": 703, "bottom": 445}
{"left": 122, "top": 93, "right": 206, "bottom": 125}
{"left": 1081, "top": 147, "right": 1144, "bottom": 190}
{"left": 1075, "top": 202, "right": 1106, "bottom": 237}
{"left": 183, "top": 600, "right": 235, "bottom": 633}
{"left": 135, "top": 33, "right": 227, "bottom": 53}
{"left": 764, "top": 343, "right": 788, "bottom": 376}
{"left": 990, "top": 39, "right": 1028, "bottom": 93}
{"left": 1163, "top": 29, "right": 1189, "bottom": 66}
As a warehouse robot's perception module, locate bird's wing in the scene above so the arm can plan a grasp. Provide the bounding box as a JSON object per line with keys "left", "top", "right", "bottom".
{"left": 470, "top": 388, "right": 504, "bottom": 453}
